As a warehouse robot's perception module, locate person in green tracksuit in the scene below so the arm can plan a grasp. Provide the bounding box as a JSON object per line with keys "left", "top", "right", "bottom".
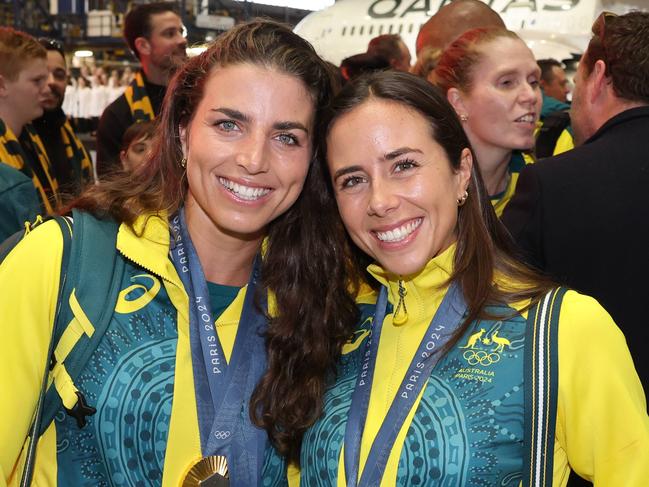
{"left": 0, "top": 163, "right": 40, "bottom": 241}
{"left": 0, "top": 28, "right": 60, "bottom": 237}
{"left": 260, "top": 72, "right": 649, "bottom": 487}
{"left": 0, "top": 20, "right": 356, "bottom": 487}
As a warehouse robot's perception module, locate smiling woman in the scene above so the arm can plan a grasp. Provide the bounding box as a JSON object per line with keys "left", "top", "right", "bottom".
{"left": 181, "top": 63, "right": 314, "bottom": 252}
{"left": 0, "top": 20, "right": 358, "bottom": 487}
{"left": 262, "top": 71, "right": 649, "bottom": 487}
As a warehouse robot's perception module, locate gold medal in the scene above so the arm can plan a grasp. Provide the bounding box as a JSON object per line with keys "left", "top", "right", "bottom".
{"left": 182, "top": 455, "right": 229, "bottom": 486}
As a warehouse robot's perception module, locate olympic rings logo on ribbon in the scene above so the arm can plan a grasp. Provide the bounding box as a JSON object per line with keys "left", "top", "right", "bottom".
{"left": 214, "top": 430, "right": 231, "bottom": 440}
{"left": 463, "top": 349, "right": 501, "bottom": 366}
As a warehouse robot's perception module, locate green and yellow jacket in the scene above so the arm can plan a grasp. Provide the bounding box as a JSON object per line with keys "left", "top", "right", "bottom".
{"left": 0, "top": 213, "right": 260, "bottom": 486}
{"left": 265, "top": 245, "right": 649, "bottom": 487}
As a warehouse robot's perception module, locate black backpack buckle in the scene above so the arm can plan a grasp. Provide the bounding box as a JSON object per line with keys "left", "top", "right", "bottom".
{"left": 65, "top": 391, "right": 97, "bottom": 428}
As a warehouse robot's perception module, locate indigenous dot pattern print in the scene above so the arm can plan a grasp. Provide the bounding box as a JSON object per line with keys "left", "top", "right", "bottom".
{"left": 54, "top": 261, "right": 177, "bottom": 486}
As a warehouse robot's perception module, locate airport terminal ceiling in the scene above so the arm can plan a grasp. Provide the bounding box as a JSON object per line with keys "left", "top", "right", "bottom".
{"left": 3, "top": 0, "right": 648, "bottom": 66}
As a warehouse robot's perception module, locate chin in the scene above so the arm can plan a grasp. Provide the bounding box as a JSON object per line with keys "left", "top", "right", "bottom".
{"left": 375, "top": 255, "right": 428, "bottom": 277}
{"left": 512, "top": 139, "right": 535, "bottom": 151}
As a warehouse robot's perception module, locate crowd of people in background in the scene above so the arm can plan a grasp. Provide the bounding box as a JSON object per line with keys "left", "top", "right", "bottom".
{"left": 1, "top": 0, "right": 649, "bottom": 486}
{"left": 62, "top": 65, "right": 132, "bottom": 133}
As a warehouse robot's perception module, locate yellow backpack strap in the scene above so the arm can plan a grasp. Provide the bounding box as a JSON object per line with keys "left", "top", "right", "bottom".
{"left": 19, "top": 215, "right": 73, "bottom": 487}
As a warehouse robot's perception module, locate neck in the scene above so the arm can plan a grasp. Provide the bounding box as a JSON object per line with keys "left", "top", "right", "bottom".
{"left": 184, "top": 200, "right": 262, "bottom": 287}
{"left": 472, "top": 143, "right": 512, "bottom": 196}
{"left": 601, "top": 98, "right": 649, "bottom": 129}
{"left": 141, "top": 61, "right": 169, "bottom": 86}
{"left": 0, "top": 107, "right": 25, "bottom": 138}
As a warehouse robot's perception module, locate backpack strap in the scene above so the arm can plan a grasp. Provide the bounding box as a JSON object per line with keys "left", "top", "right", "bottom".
{"left": 522, "top": 287, "right": 568, "bottom": 487}
{"left": 38, "top": 209, "right": 125, "bottom": 435}
{"left": 20, "top": 215, "right": 72, "bottom": 487}
{"left": 536, "top": 111, "right": 571, "bottom": 159}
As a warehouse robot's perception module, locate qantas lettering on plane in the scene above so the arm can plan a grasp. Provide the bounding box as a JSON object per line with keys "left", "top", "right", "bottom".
{"left": 367, "top": 0, "right": 581, "bottom": 19}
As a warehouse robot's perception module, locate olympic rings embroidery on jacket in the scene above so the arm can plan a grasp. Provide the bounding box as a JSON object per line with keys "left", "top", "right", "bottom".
{"left": 214, "top": 430, "right": 232, "bottom": 440}
{"left": 463, "top": 349, "right": 502, "bottom": 366}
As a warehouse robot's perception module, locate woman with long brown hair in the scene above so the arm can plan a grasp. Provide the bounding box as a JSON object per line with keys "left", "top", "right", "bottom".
{"left": 0, "top": 20, "right": 357, "bottom": 487}
{"left": 260, "top": 71, "right": 649, "bottom": 486}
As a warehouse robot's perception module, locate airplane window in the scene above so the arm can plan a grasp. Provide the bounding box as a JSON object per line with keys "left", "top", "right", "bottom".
{"left": 350, "top": 25, "right": 355, "bottom": 35}
{"left": 342, "top": 26, "right": 346, "bottom": 36}
{"left": 360, "top": 25, "right": 364, "bottom": 35}
{"left": 379, "top": 24, "right": 384, "bottom": 34}
{"left": 408, "top": 23, "right": 414, "bottom": 34}
{"left": 369, "top": 25, "right": 374, "bottom": 35}
{"left": 388, "top": 24, "right": 394, "bottom": 33}
{"left": 398, "top": 24, "right": 403, "bottom": 34}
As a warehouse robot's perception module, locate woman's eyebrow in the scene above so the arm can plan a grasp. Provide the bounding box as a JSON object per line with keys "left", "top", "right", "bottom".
{"left": 384, "top": 147, "right": 423, "bottom": 160}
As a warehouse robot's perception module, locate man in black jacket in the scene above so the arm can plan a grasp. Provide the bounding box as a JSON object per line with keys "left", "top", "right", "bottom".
{"left": 33, "top": 38, "right": 93, "bottom": 195}
{"left": 96, "top": 1, "right": 186, "bottom": 176}
{"left": 503, "top": 11, "right": 649, "bottom": 392}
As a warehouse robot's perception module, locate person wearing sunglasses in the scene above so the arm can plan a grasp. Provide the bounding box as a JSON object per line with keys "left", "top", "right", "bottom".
{"left": 32, "top": 38, "right": 93, "bottom": 196}
{"left": 503, "top": 11, "right": 649, "bottom": 394}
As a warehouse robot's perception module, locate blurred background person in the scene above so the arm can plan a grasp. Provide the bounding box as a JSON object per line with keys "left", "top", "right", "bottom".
{"left": 0, "top": 28, "right": 58, "bottom": 239}
{"left": 366, "top": 34, "right": 411, "bottom": 72}
{"left": 416, "top": 0, "right": 505, "bottom": 58}
{"left": 96, "top": 1, "right": 186, "bottom": 176}
{"left": 503, "top": 10, "right": 649, "bottom": 399}
{"left": 340, "top": 51, "right": 390, "bottom": 83}
{"left": 118, "top": 120, "right": 155, "bottom": 172}
{"left": 432, "top": 28, "right": 540, "bottom": 217}
{"left": 32, "top": 38, "right": 93, "bottom": 197}
{"left": 536, "top": 58, "right": 574, "bottom": 157}
{"left": 410, "top": 45, "right": 441, "bottom": 80}
{"left": 539, "top": 58, "right": 571, "bottom": 103}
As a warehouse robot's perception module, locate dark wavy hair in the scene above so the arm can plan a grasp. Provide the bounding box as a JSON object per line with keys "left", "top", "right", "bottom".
{"left": 69, "top": 20, "right": 361, "bottom": 462}
{"left": 322, "top": 71, "right": 554, "bottom": 370}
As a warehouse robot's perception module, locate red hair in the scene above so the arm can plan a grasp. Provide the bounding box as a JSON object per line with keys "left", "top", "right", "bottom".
{"left": 431, "top": 27, "right": 519, "bottom": 94}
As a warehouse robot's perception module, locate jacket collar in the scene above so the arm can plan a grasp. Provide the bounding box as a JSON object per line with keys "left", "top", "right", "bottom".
{"left": 367, "top": 244, "right": 455, "bottom": 325}
{"left": 116, "top": 212, "right": 183, "bottom": 288}
{"left": 587, "top": 105, "right": 649, "bottom": 144}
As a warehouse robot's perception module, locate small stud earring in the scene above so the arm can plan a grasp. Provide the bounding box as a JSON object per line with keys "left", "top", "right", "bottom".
{"left": 180, "top": 157, "right": 187, "bottom": 168}
{"left": 457, "top": 190, "right": 469, "bottom": 206}
{"left": 459, "top": 114, "right": 468, "bottom": 122}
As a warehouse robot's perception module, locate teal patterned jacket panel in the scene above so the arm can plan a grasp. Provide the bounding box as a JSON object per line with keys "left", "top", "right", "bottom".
{"left": 54, "top": 260, "right": 178, "bottom": 487}
{"left": 264, "top": 303, "right": 527, "bottom": 487}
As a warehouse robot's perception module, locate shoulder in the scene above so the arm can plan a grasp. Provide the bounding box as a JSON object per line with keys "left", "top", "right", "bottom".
{"left": 556, "top": 290, "right": 636, "bottom": 381}
{"left": 557, "top": 290, "right": 622, "bottom": 345}
{"left": 99, "top": 93, "right": 130, "bottom": 123}
{"left": 1, "top": 219, "right": 67, "bottom": 301}
{"left": 0, "top": 163, "right": 32, "bottom": 190}
{"left": 4, "top": 219, "right": 67, "bottom": 262}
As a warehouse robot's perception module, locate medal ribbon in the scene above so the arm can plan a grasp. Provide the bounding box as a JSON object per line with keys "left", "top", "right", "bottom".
{"left": 170, "top": 210, "right": 268, "bottom": 486}
{"left": 343, "top": 281, "right": 466, "bottom": 487}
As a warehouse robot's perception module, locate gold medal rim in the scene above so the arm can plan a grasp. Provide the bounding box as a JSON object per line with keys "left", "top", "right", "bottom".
{"left": 181, "top": 455, "right": 229, "bottom": 486}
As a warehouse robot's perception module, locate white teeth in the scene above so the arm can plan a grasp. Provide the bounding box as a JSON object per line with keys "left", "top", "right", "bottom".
{"left": 516, "top": 114, "right": 534, "bottom": 123}
{"left": 219, "top": 177, "right": 271, "bottom": 201}
{"left": 375, "top": 218, "right": 422, "bottom": 243}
